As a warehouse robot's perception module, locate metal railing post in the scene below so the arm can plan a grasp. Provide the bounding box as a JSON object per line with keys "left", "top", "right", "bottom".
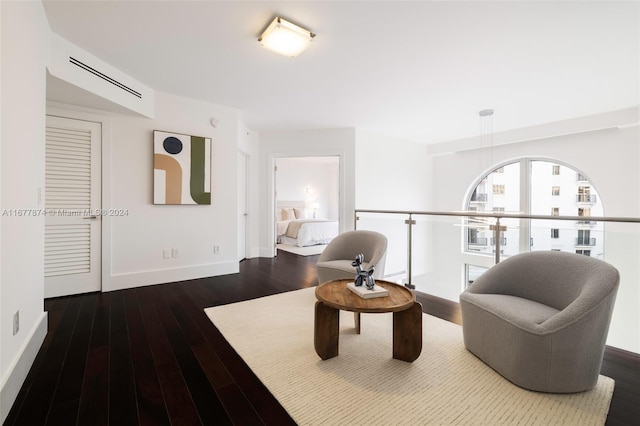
{"left": 490, "top": 217, "right": 507, "bottom": 264}
{"left": 404, "top": 214, "right": 416, "bottom": 289}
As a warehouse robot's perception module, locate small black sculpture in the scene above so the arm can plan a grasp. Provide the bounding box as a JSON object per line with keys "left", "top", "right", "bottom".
{"left": 352, "top": 253, "right": 376, "bottom": 290}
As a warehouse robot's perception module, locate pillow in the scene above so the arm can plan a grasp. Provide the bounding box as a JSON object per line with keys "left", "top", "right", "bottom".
{"left": 294, "top": 207, "right": 306, "bottom": 219}
{"left": 276, "top": 208, "right": 284, "bottom": 221}
{"left": 283, "top": 208, "right": 296, "bottom": 220}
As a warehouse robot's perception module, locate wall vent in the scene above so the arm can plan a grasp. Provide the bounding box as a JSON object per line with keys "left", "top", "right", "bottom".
{"left": 69, "top": 56, "right": 142, "bottom": 99}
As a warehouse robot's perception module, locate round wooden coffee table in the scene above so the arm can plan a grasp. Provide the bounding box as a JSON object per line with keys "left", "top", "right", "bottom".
{"left": 314, "top": 279, "right": 423, "bottom": 362}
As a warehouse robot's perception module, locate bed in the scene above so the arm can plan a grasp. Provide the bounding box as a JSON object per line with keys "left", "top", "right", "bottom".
{"left": 276, "top": 201, "right": 339, "bottom": 247}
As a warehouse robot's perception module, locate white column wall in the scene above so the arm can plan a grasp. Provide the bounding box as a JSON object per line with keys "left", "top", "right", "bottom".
{"left": 0, "top": 2, "right": 50, "bottom": 422}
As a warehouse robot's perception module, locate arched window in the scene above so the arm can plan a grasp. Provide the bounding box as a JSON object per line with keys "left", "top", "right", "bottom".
{"left": 465, "top": 159, "right": 604, "bottom": 284}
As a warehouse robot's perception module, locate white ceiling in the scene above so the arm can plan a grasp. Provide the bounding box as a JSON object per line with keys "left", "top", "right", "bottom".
{"left": 42, "top": 1, "right": 639, "bottom": 144}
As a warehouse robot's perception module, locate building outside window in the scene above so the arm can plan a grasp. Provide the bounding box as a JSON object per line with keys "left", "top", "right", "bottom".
{"left": 464, "top": 159, "right": 604, "bottom": 284}
{"left": 578, "top": 207, "right": 591, "bottom": 216}
{"left": 577, "top": 229, "right": 593, "bottom": 245}
{"left": 578, "top": 186, "right": 594, "bottom": 203}
{"left": 578, "top": 207, "right": 592, "bottom": 224}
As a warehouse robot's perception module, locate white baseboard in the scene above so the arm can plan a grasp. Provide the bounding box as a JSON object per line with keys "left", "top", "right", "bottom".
{"left": 1, "top": 312, "right": 48, "bottom": 424}
{"left": 104, "top": 261, "right": 239, "bottom": 292}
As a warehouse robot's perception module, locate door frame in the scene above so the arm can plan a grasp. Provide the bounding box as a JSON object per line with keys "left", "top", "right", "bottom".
{"left": 45, "top": 115, "right": 102, "bottom": 297}
{"left": 268, "top": 152, "right": 344, "bottom": 258}
{"left": 237, "top": 150, "right": 250, "bottom": 261}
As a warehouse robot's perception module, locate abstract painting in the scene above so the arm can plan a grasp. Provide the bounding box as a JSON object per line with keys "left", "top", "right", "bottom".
{"left": 153, "top": 130, "right": 211, "bottom": 205}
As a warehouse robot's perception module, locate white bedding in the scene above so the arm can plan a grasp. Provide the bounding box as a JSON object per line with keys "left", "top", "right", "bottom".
{"left": 277, "top": 219, "right": 339, "bottom": 247}
{"left": 276, "top": 219, "right": 291, "bottom": 237}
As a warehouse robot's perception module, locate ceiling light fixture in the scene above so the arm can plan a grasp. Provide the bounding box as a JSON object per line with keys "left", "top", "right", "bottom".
{"left": 258, "top": 17, "right": 315, "bottom": 57}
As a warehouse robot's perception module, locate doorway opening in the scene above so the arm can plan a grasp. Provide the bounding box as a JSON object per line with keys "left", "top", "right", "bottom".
{"left": 274, "top": 156, "right": 340, "bottom": 257}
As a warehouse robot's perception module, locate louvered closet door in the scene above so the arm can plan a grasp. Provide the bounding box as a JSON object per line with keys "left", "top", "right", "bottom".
{"left": 45, "top": 116, "right": 101, "bottom": 298}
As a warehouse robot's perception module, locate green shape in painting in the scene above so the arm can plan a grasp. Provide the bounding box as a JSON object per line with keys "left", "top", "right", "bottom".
{"left": 190, "top": 136, "right": 211, "bottom": 204}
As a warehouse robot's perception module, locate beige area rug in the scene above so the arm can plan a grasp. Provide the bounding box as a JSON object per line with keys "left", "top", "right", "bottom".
{"left": 205, "top": 288, "right": 614, "bottom": 425}
{"left": 277, "top": 243, "right": 326, "bottom": 256}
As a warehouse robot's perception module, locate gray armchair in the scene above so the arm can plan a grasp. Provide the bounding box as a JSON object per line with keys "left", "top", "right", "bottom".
{"left": 316, "top": 230, "right": 387, "bottom": 284}
{"left": 459, "top": 251, "right": 619, "bottom": 393}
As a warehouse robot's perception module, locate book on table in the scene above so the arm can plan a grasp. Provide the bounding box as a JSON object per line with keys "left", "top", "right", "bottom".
{"left": 347, "top": 282, "right": 389, "bottom": 299}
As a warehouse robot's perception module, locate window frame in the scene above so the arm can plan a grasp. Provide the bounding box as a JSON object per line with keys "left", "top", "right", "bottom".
{"left": 464, "top": 157, "right": 603, "bottom": 258}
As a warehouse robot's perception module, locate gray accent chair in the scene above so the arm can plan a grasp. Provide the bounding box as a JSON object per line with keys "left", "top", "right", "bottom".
{"left": 316, "top": 230, "right": 388, "bottom": 284}
{"left": 459, "top": 251, "right": 619, "bottom": 393}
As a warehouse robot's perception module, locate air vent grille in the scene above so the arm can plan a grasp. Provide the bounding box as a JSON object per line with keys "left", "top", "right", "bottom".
{"left": 69, "top": 56, "right": 142, "bottom": 99}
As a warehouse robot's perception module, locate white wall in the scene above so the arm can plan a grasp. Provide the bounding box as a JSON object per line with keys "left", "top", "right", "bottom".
{"left": 49, "top": 93, "right": 241, "bottom": 292}
{"left": 355, "top": 129, "right": 430, "bottom": 210}
{"left": 258, "top": 128, "right": 356, "bottom": 257}
{"left": 275, "top": 157, "right": 339, "bottom": 220}
{"left": 425, "top": 110, "right": 640, "bottom": 352}
{"left": 0, "top": 1, "right": 49, "bottom": 421}
{"left": 104, "top": 91, "right": 240, "bottom": 291}
{"left": 354, "top": 130, "right": 431, "bottom": 280}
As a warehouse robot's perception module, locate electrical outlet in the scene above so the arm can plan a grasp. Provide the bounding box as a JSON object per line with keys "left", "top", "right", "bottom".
{"left": 13, "top": 311, "right": 19, "bottom": 336}
{"left": 214, "top": 245, "right": 220, "bottom": 253}
{"left": 163, "top": 249, "right": 171, "bottom": 259}
{"left": 172, "top": 248, "right": 179, "bottom": 258}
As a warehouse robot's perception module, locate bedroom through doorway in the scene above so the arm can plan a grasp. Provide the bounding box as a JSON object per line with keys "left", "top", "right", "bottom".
{"left": 274, "top": 156, "right": 340, "bottom": 257}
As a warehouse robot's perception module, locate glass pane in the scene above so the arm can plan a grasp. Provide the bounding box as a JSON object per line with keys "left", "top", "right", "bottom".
{"left": 357, "top": 210, "right": 640, "bottom": 352}
{"left": 466, "top": 264, "right": 489, "bottom": 289}
{"left": 465, "top": 162, "right": 520, "bottom": 255}
{"left": 356, "top": 212, "right": 408, "bottom": 284}
{"left": 530, "top": 161, "right": 604, "bottom": 257}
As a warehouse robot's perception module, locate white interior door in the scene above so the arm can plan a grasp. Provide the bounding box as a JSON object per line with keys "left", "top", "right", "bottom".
{"left": 237, "top": 152, "right": 248, "bottom": 261}
{"left": 45, "top": 115, "right": 101, "bottom": 298}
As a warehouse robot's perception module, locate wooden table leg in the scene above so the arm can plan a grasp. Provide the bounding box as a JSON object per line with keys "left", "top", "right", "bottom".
{"left": 392, "top": 302, "right": 423, "bottom": 362}
{"left": 314, "top": 301, "right": 340, "bottom": 360}
{"left": 354, "top": 312, "right": 361, "bottom": 334}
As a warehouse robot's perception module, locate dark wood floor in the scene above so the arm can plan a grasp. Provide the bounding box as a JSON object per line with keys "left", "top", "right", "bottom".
{"left": 5, "top": 251, "right": 640, "bottom": 425}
